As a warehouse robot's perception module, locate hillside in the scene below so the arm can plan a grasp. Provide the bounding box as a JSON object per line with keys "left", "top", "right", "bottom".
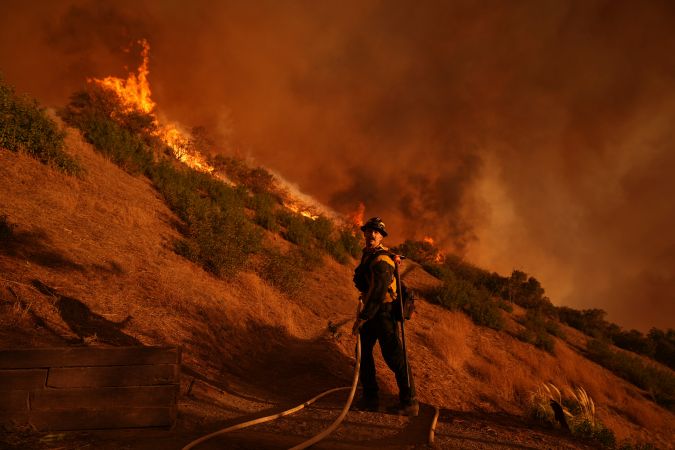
{"left": 1, "top": 114, "right": 675, "bottom": 447}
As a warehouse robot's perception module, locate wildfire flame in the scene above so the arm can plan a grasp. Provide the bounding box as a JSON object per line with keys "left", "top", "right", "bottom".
{"left": 90, "top": 39, "right": 214, "bottom": 174}
{"left": 422, "top": 235, "right": 445, "bottom": 263}
{"left": 95, "top": 40, "right": 155, "bottom": 114}
{"left": 284, "top": 202, "right": 319, "bottom": 220}
{"left": 91, "top": 40, "right": 338, "bottom": 222}
{"left": 347, "top": 202, "right": 366, "bottom": 230}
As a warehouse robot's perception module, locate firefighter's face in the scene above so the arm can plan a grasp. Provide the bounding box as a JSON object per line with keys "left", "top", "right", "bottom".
{"left": 363, "top": 228, "right": 383, "bottom": 248}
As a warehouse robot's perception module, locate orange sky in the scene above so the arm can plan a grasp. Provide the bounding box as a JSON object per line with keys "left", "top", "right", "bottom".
{"left": 1, "top": 0, "right": 674, "bottom": 330}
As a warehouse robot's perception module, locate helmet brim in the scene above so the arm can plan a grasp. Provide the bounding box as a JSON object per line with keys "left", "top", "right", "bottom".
{"left": 360, "top": 224, "right": 388, "bottom": 237}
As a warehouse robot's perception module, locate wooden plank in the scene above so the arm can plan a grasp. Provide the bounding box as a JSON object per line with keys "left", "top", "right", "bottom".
{"left": 29, "top": 407, "right": 174, "bottom": 430}
{"left": 0, "top": 369, "right": 47, "bottom": 390}
{"left": 0, "top": 347, "right": 180, "bottom": 369}
{"left": 31, "top": 385, "right": 178, "bottom": 410}
{"left": 0, "top": 390, "right": 29, "bottom": 414}
{"left": 47, "top": 364, "right": 178, "bottom": 388}
{"left": 0, "top": 391, "right": 30, "bottom": 425}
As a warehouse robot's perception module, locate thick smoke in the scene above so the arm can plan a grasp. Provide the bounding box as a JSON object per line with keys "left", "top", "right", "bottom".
{"left": 1, "top": 0, "right": 674, "bottom": 330}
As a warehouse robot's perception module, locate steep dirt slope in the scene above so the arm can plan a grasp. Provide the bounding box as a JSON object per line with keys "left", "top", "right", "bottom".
{"left": 1, "top": 128, "right": 674, "bottom": 449}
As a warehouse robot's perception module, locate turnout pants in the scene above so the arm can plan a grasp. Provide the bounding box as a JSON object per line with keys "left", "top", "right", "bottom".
{"left": 359, "top": 303, "right": 416, "bottom": 404}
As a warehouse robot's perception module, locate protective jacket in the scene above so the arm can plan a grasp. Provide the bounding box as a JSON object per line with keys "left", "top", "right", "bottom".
{"left": 353, "top": 245, "right": 397, "bottom": 322}
{"left": 353, "top": 244, "right": 416, "bottom": 406}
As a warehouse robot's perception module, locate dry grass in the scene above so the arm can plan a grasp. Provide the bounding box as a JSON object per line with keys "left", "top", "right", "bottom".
{"left": 1, "top": 125, "right": 674, "bottom": 447}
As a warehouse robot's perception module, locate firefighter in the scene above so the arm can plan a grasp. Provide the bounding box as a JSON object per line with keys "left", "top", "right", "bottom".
{"left": 351, "top": 217, "right": 418, "bottom": 416}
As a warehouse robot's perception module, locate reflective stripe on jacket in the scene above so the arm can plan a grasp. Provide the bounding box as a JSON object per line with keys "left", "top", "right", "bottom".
{"left": 357, "top": 246, "right": 397, "bottom": 321}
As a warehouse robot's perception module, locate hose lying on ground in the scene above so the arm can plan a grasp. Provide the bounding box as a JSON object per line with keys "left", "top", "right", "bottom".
{"left": 289, "top": 335, "right": 361, "bottom": 450}
{"left": 428, "top": 405, "right": 440, "bottom": 445}
{"left": 181, "top": 335, "right": 361, "bottom": 450}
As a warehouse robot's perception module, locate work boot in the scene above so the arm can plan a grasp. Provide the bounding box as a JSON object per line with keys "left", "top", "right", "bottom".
{"left": 352, "top": 395, "right": 380, "bottom": 412}
{"left": 388, "top": 399, "right": 419, "bottom": 416}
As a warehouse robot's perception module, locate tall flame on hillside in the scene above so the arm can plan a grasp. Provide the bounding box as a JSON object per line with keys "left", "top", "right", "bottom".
{"left": 90, "top": 40, "right": 214, "bottom": 174}
{"left": 91, "top": 40, "right": 341, "bottom": 222}
{"left": 347, "top": 202, "right": 366, "bottom": 231}
{"left": 95, "top": 40, "right": 155, "bottom": 114}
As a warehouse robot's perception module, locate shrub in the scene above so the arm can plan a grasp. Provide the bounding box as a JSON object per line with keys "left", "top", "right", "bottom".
{"left": 259, "top": 249, "right": 306, "bottom": 296}
{"left": 557, "top": 307, "right": 612, "bottom": 339}
{"left": 60, "top": 87, "right": 158, "bottom": 175}
{"left": 648, "top": 328, "right": 675, "bottom": 370}
{"left": 518, "top": 309, "right": 564, "bottom": 354}
{"left": 211, "top": 155, "right": 275, "bottom": 194}
{"left": 152, "top": 161, "right": 261, "bottom": 277}
{"left": 61, "top": 87, "right": 157, "bottom": 137}
{"left": 557, "top": 307, "right": 675, "bottom": 371}
{"left": 430, "top": 275, "right": 504, "bottom": 330}
{"left": 324, "top": 239, "right": 352, "bottom": 265}
{"left": 337, "top": 228, "right": 362, "bottom": 259}
{"left": 308, "top": 216, "right": 333, "bottom": 248}
{"left": 503, "top": 270, "right": 555, "bottom": 313}
{"left": 78, "top": 115, "right": 154, "bottom": 175}
{"left": 464, "top": 293, "right": 504, "bottom": 330}
{"left": 612, "top": 329, "right": 654, "bottom": 356}
{"left": 1, "top": 76, "right": 82, "bottom": 175}
{"left": 573, "top": 420, "right": 616, "bottom": 448}
{"left": 394, "top": 239, "right": 439, "bottom": 264}
{"left": 248, "top": 192, "right": 279, "bottom": 231}
{"left": 62, "top": 86, "right": 262, "bottom": 279}
{"left": 498, "top": 300, "right": 513, "bottom": 313}
{"left": 587, "top": 339, "right": 675, "bottom": 411}
{"left": 529, "top": 383, "right": 616, "bottom": 448}
{"left": 277, "top": 210, "right": 312, "bottom": 247}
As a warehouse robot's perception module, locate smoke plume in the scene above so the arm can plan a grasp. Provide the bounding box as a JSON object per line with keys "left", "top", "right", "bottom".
{"left": 2, "top": 0, "right": 674, "bottom": 330}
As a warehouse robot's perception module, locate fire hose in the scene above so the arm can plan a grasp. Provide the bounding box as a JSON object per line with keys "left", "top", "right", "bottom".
{"left": 181, "top": 333, "right": 439, "bottom": 449}
{"left": 181, "top": 336, "right": 360, "bottom": 450}
{"left": 182, "top": 295, "right": 440, "bottom": 448}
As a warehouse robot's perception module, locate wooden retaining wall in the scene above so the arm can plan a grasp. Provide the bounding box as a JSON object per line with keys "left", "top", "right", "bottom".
{"left": 0, "top": 346, "right": 181, "bottom": 431}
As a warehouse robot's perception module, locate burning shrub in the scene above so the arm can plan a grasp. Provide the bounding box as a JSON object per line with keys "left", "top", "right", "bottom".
{"left": 60, "top": 86, "right": 160, "bottom": 175}
{"left": 1, "top": 77, "right": 81, "bottom": 175}
{"left": 212, "top": 155, "right": 275, "bottom": 194}
{"left": 394, "top": 239, "right": 440, "bottom": 264}
{"left": 62, "top": 86, "right": 157, "bottom": 138}
{"left": 61, "top": 82, "right": 262, "bottom": 278}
